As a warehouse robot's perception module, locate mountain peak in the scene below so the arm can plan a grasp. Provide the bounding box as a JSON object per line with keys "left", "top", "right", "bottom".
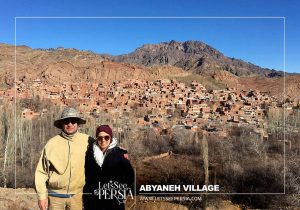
{"left": 113, "top": 40, "right": 282, "bottom": 77}
{"left": 137, "top": 40, "right": 222, "bottom": 56}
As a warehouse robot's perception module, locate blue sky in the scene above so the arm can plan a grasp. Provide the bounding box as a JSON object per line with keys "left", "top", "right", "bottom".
{"left": 1, "top": 0, "right": 299, "bottom": 73}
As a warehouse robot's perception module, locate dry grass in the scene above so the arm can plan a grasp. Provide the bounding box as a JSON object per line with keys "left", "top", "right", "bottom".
{"left": 0, "top": 188, "right": 38, "bottom": 210}
{"left": 126, "top": 197, "right": 188, "bottom": 210}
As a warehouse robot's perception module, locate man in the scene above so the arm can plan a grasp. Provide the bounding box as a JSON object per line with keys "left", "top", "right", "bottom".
{"left": 35, "top": 107, "right": 94, "bottom": 210}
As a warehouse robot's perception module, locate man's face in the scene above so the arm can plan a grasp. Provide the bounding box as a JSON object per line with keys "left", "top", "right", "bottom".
{"left": 62, "top": 118, "right": 78, "bottom": 134}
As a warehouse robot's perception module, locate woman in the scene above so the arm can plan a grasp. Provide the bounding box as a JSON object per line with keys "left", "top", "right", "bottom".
{"left": 83, "top": 125, "right": 134, "bottom": 210}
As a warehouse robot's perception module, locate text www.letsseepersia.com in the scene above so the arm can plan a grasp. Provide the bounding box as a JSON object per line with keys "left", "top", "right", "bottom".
{"left": 139, "top": 196, "right": 202, "bottom": 202}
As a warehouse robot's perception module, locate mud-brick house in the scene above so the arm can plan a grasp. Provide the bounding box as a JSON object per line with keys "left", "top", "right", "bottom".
{"left": 215, "top": 104, "right": 227, "bottom": 115}
{"left": 49, "top": 98, "right": 63, "bottom": 106}
{"left": 156, "top": 106, "right": 168, "bottom": 115}
{"left": 156, "top": 97, "right": 168, "bottom": 108}
{"left": 191, "top": 80, "right": 206, "bottom": 92}
{"left": 98, "top": 98, "right": 114, "bottom": 110}
{"left": 175, "top": 98, "right": 186, "bottom": 110}
{"left": 48, "top": 91, "right": 60, "bottom": 99}
{"left": 254, "top": 106, "right": 266, "bottom": 119}
{"left": 0, "top": 90, "right": 4, "bottom": 101}
{"left": 187, "top": 104, "right": 201, "bottom": 115}
{"left": 184, "top": 117, "right": 193, "bottom": 127}
{"left": 96, "top": 85, "right": 106, "bottom": 95}
{"left": 197, "top": 108, "right": 210, "bottom": 119}
{"left": 175, "top": 82, "right": 186, "bottom": 90}
{"left": 194, "top": 117, "right": 206, "bottom": 125}
{"left": 124, "top": 100, "right": 140, "bottom": 109}
{"left": 227, "top": 92, "right": 238, "bottom": 102}
{"left": 191, "top": 80, "right": 199, "bottom": 87}
{"left": 230, "top": 114, "right": 240, "bottom": 123}
{"left": 90, "top": 90, "right": 101, "bottom": 100}
{"left": 93, "top": 97, "right": 107, "bottom": 107}
{"left": 240, "top": 107, "right": 256, "bottom": 119}
{"left": 17, "top": 90, "right": 32, "bottom": 99}
{"left": 270, "top": 100, "right": 279, "bottom": 108}
{"left": 283, "top": 103, "right": 294, "bottom": 115}
{"left": 117, "top": 105, "right": 132, "bottom": 112}
{"left": 144, "top": 101, "right": 157, "bottom": 109}
{"left": 199, "top": 102, "right": 210, "bottom": 113}
{"left": 186, "top": 97, "right": 201, "bottom": 108}
{"left": 144, "top": 114, "right": 163, "bottom": 124}
{"left": 22, "top": 108, "right": 40, "bottom": 120}
{"left": 137, "top": 117, "right": 149, "bottom": 126}
{"left": 292, "top": 99, "right": 300, "bottom": 108}
{"left": 160, "top": 79, "right": 172, "bottom": 85}
{"left": 79, "top": 99, "right": 93, "bottom": 110}
{"left": 116, "top": 94, "right": 128, "bottom": 106}
{"left": 32, "top": 79, "right": 42, "bottom": 87}
{"left": 160, "top": 86, "right": 168, "bottom": 94}
{"left": 165, "top": 105, "right": 175, "bottom": 115}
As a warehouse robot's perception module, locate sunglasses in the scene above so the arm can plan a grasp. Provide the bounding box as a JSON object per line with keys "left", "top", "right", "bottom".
{"left": 97, "top": 135, "right": 110, "bottom": 141}
{"left": 62, "top": 118, "right": 78, "bottom": 125}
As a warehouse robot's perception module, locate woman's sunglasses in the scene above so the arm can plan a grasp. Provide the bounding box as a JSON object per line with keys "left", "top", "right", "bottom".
{"left": 97, "top": 135, "right": 110, "bottom": 141}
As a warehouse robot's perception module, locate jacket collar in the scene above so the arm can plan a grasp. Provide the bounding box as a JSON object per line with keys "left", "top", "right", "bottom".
{"left": 60, "top": 130, "right": 79, "bottom": 141}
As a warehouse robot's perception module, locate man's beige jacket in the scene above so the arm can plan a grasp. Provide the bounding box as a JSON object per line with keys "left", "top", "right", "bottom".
{"left": 35, "top": 132, "right": 90, "bottom": 200}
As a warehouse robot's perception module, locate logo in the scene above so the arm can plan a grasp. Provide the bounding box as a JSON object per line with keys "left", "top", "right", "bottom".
{"left": 94, "top": 180, "right": 134, "bottom": 204}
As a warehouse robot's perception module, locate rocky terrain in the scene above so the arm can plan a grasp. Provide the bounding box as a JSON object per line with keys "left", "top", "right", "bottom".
{"left": 239, "top": 75, "right": 300, "bottom": 99}
{"left": 0, "top": 43, "right": 158, "bottom": 86}
{"left": 0, "top": 41, "right": 299, "bottom": 99}
{"left": 113, "top": 40, "right": 285, "bottom": 77}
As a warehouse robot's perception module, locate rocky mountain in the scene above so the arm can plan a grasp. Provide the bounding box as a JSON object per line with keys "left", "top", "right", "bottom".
{"left": 0, "top": 42, "right": 298, "bottom": 99}
{"left": 113, "top": 40, "right": 284, "bottom": 77}
{"left": 0, "top": 44, "right": 164, "bottom": 86}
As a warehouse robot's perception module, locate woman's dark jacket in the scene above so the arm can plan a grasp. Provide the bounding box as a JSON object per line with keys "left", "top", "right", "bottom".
{"left": 83, "top": 141, "right": 134, "bottom": 210}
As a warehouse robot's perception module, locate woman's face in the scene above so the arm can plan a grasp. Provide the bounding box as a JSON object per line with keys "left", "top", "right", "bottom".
{"left": 97, "top": 131, "right": 111, "bottom": 151}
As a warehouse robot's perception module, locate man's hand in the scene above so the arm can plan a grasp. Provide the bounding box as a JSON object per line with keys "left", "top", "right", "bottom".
{"left": 38, "top": 199, "right": 48, "bottom": 210}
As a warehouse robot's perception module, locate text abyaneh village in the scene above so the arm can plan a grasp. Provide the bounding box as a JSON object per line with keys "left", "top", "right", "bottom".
{"left": 139, "top": 185, "right": 219, "bottom": 192}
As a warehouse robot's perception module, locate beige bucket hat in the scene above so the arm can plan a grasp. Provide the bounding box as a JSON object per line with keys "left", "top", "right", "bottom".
{"left": 54, "top": 107, "right": 86, "bottom": 128}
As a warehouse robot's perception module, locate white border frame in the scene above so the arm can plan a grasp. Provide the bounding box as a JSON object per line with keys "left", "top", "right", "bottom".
{"left": 14, "top": 16, "right": 286, "bottom": 196}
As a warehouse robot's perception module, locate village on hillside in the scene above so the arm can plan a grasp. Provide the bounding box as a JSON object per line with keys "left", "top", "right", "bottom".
{"left": 0, "top": 79, "right": 298, "bottom": 139}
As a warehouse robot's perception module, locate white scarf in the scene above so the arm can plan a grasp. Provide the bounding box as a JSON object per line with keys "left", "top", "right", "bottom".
{"left": 93, "top": 137, "right": 118, "bottom": 167}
